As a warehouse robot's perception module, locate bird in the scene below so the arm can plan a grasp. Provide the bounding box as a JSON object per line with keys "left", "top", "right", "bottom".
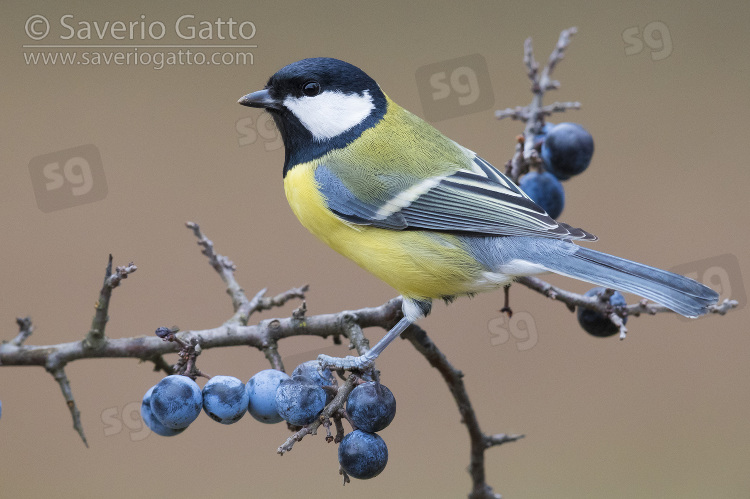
{"left": 238, "top": 57, "right": 719, "bottom": 370}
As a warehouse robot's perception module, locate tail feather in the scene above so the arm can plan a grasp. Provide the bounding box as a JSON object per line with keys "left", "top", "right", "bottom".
{"left": 543, "top": 246, "right": 719, "bottom": 318}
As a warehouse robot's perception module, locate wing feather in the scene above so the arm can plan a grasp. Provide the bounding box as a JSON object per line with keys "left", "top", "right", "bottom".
{"left": 317, "top": 154, "right": 597, "bottom": 242}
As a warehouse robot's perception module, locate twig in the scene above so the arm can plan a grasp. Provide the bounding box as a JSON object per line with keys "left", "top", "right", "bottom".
{"left": 186, "top": 222, "right": 308, "bottom": 325}
{"left": 84, "top": 255, "right": 137, "bottom": 349}
{"left": 277, "top": 374, "right": 359, "bottom": 455}
{"left": 539, "top": 27, "right": 577, "bottom": 90}
{"left": 262, "top": 341, "right": 285, "bottom": 372}
{"left": 11, "top": 317, "right": 34, "bottom": 347}
{"left": 516, "top": 276, "right": 738, "bottom": 337}
{"left": 333, "top": 414, "right": 346, "bottom": 443}
{"left": 0, "top": 299, "right": 403, "bottom": 369}
{"left": 496, "top": 27, "right": 579, "bottom": 183}
{"left": 242, "top": 286, "right": 310, "bottom": 320}
{"left": 485, "top": 433, "right": 525, "bottom": 448}
{"left": 165, "top": 335, "right": 211, "bottom": 379}
{"left": 402, "top": 325, "right": 523, "bottom": 499}
{"left": 186, "top": 221, "right": 248, "bottom": 315}
{"left": 705, "top": 299, "right": 737, "bottom": 315}
{"left": 49, "top": 365, "right": 88, "bottom": 447}
{"left": 540, "top": 101, "right": 581, "bottom": 115}
{"left": 625, "top": 298, "right": 738, "bottom": 317}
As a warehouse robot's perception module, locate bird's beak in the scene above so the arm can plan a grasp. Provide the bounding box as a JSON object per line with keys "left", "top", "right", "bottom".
{"left": 238, "top": 89, "right": 280, "bottom": 109}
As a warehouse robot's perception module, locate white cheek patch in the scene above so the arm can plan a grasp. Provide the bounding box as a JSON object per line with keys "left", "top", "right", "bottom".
{"left": 284, "top": 90, "right": 374, "bottom": 141}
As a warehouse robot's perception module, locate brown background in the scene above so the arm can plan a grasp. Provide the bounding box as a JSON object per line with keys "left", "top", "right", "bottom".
{"left": 1, "top": 1, "right": 749, "bottom": 498}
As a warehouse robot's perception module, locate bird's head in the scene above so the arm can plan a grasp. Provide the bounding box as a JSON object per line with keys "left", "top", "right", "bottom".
{"left": 239, "top": 57, "right": 387, "bottom": 173}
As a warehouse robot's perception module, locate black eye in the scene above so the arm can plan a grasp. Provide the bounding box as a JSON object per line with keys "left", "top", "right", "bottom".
{"left": 302, "top": 81, "right": 321, "bottom": 97}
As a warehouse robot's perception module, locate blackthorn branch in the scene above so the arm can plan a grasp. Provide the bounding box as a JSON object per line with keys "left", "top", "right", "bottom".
{"left": 497, "top": 26, "right": 581, "bottom": 183}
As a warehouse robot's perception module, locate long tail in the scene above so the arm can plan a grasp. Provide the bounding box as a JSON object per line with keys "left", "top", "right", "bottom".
{"left": 541, "top": 245, "right": 719, "bottom": 318}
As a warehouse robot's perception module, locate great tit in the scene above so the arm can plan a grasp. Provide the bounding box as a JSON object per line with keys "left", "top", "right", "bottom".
{"left": 239, "top": 57, "right": 719, "bottom": 369}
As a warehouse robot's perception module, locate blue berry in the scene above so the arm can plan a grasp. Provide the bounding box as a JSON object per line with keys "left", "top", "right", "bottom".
{"left": 141, "top": 386, "right": 185, "bottom": 437}
{"left": 150, "top": 375, "right": 203, "bottom": 429}
{"left": 541, "top": 122, "right": 594, "bottom": 180}
{"left": 520, "top": 171, "right": 565, "bottom": 219}
{"left": 275, "top": 376, "right": 326, "bottom": 426}
{"left": 577, "top": 287, "right": 628, "bottom": 337}
{"left": 347, "top": 382, "right": 396, "bottom": 433}
{"left": 202, "top": 375, "right": 249, "bottom": 424}
{"left": 292, "top": 360, "right": 338, "bottom": 403}
{"left": 338, "top": 430, "right": 388, "bottom": 479}
{"left": 246, "top": 369, "right": 290, "bottom": 424}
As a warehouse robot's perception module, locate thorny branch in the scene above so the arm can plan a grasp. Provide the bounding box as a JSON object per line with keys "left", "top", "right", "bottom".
{"left": 403, "top": 325, "right": 524, "bottom": 499}
{"left": 84, "top": 254, "right": 137, "bottom": 349}
{"left": 496, "top": 26, "right": 581, "bottom": 184}
{"left": 0, "top": 218, "right": 738, "bottom": 496}
{"left": 517, "top": 276, "right": 738, "bottom": 339}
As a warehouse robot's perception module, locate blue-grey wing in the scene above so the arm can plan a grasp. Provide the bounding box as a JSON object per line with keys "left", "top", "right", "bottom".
{"left": 315, "top": 155, "right": 596, "bottom": 242}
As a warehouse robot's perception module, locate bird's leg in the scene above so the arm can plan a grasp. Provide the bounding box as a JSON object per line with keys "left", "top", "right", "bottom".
{"left": 318, "top": 298, "right": 430, "bottom": 371}
{"left": 318, "top": 317, "right": 413, "bottom": 371}
{"left": 500, "top": 284, "right": 513, "bottom": 317}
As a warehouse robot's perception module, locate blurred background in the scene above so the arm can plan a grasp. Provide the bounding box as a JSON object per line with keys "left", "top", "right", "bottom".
{"left": 1, "top": 1, "right": 748, "bottom": 497}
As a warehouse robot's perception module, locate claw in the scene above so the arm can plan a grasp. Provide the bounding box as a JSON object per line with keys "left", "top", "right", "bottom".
{"left": 316, "top": 316, "right": 414, "bottom": 371}
{"left": 318, "top": 353, "right": 374, "bottom": 371}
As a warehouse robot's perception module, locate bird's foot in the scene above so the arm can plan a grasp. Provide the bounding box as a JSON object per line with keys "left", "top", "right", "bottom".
{"left": 318, "top": 353, "right": 374, "bottom": 372}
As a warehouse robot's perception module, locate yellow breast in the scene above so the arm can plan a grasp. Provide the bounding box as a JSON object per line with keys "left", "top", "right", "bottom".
{"left": 283, "top": 161, "right": 487, "bottom": 300}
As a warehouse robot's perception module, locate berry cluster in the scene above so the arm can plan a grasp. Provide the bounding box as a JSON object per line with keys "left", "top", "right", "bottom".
{"left": 141, "top": 353, "right": 396, "bottom": 481}
{"left": 340, "top": 381, "right": 395, "bottom": 478}
{"left": 520, "top": 122, "right": 594, "bottom": 219}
